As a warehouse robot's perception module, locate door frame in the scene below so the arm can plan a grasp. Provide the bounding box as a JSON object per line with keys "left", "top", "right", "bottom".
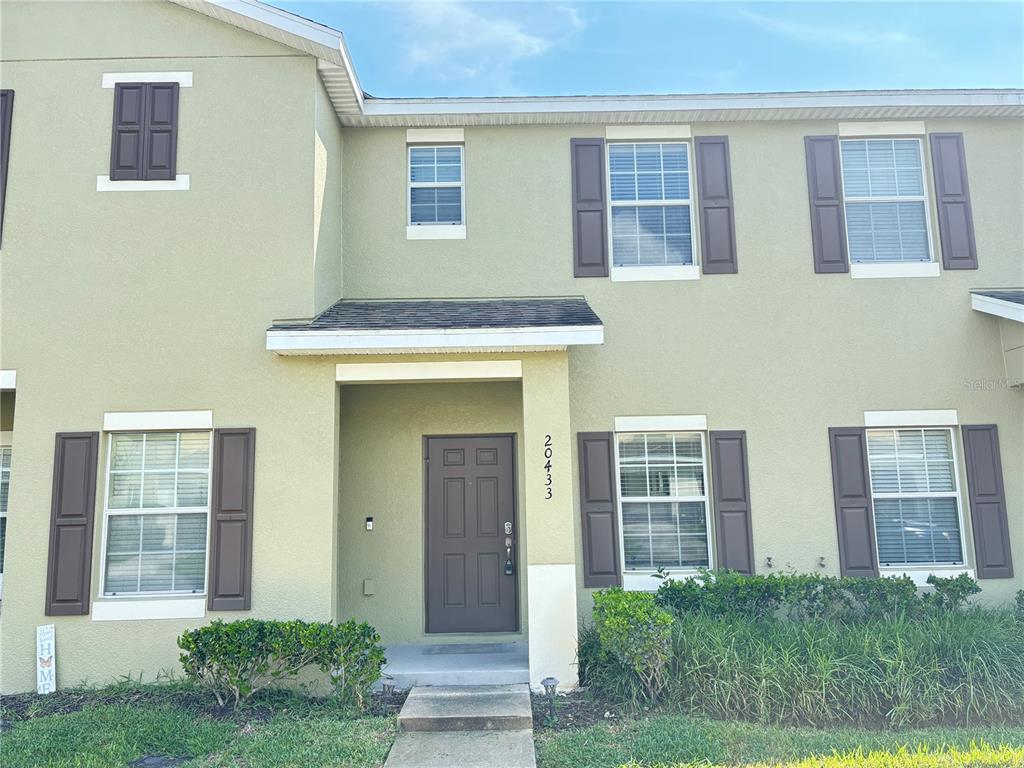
{"left": 422, "top": 433, "right": 520, "bottom": 634}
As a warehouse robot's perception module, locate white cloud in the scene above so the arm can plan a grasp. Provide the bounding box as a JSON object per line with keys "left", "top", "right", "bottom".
{"left": 734, "top": 8, "right": 917, "bottom": 47}
{"left": 393, "top": 1, "right": 584, "bottom": 90}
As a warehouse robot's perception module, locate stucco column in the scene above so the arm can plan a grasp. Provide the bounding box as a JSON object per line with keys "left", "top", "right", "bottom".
{"left": 520, "top": 351, "right": 579, "bottom": 689}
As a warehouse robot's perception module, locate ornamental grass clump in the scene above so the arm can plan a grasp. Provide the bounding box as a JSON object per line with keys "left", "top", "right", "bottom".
{"left": 581, "top": 572, "right": 1024, "bottom": 727}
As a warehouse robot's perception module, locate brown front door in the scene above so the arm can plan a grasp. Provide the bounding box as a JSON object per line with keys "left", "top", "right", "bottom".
{"left": 425, "top": 435, "right": 518, "bottom": 634}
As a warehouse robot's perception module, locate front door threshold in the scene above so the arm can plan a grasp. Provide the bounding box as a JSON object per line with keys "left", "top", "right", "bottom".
{"left": 377, "top": 643, "right": 529, "bottom": 689}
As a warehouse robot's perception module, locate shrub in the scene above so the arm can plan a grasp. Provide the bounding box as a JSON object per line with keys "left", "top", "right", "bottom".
{"left": 592, "top": 588, "right": 673, "bottom": 703}
{"left": 655, "top": 570, "right": 971, "bottom": 623}
{"left": 586, "top": 574, "right": 1024, "bottom": 726}
{"left": 178, "top": 619, "right": 384, "bottom": 709}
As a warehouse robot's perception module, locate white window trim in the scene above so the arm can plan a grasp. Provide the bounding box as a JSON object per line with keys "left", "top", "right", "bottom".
{"left": 102, "top": 72, "right": 193, "bottom": 88}
{"left": 407, "top": 144, "right": 465, "bottom": 233}
{"left": 98, "top": 431, "right": 213, "bottom": 599}
{"left": 838, "top": 121, "right": 926, "bottom": 137}
{"left": 865, "top": 426, "right": 968, "bottom": 569}
{"left": 879, "top": 566, "right": 975, "bottom": 588}
{"left": 606, "top": 140, "right": 700, "bottom": 280}
{"left": 606, "top": 125, "right": 691, "bottom": 140}
{"left": 92, "top": 597, "right": 206, "bottom": 621}
{"left": 615, "top": 415, "right": 708, "bottom": 432}
{"left": 406, "top": 224, "right": 466, "bottom": 240}
{"left": 0, "top": 441, "right": 10, "bottom": 598}
{"left": 851, "top": 262, "right": 940, "bottom": 279}
{"left": 864, "top": 410, "right": 958, "bottom": 428}
{"left": 96, "top": 175, "right": 190, "bottom": 192}
{"left": 0, "top": 370, "right": 15, "bottom": 390}
{"left": 407, "top": 127, "right": 463, "bottom": 143}
{"left": 838, "top": 137, "right": 936, "bottom": 270}
{"left": 103, "top": 410, "right": 213, "bottom": 432}
{"left": 615, "top": 431, "right": 714, "bottom": 588}
{"left": 610, "top": 264, "right": 700, "bottom": 282}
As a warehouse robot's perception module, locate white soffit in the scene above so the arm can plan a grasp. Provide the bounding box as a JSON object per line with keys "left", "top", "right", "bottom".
{"left": 971, "top": 293, "right": 1024, "bottom": 323}
{"left": 337, "top": 360, "right": 522, "bottom": 383}
{"left": 267, "top": 325, "right": 605, "bottom": 355}
{"left": 347, "top": 90, "right": 1024, "bottom": 127}
{"left": 168, "top": 0, "right": 363, "bottom": 115}
{"left": 864, "top": 410, "right": 959, "bottom": 427}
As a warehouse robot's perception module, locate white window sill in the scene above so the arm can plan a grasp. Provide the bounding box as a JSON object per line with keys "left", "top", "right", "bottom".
{"left": 879, "top": 567, "right": 973, "bottom": 587}
{"left": 850, "top": 261, "right": 940, "bottom": 279}
{"left": 610, "top": 264, "right": 700, "bottom": 282}
{"left": 91, "top": 597, "right": 206, "bottom": 622}
{"left": 406, "top": 225, "right": 465, "bottom": 240}
{"left": 96, "top": 175, "right": 190, "bottom": 192}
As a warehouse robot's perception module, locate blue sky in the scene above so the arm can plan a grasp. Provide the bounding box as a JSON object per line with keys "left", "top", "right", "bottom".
{"left": 273, "top": 1, "right": 1023, "bottom": 97}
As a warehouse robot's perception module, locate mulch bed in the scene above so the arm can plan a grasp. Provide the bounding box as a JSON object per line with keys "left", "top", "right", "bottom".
{"left": 531, "top": 687, "right": 627, "bottom": 732}
{"left": 0, "top": 685, "right": 406, "bottom": 728}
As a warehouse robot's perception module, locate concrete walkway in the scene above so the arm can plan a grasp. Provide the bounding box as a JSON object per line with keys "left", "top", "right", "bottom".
{"left": 383, "top": 685, "right": 536, "bottom": 768}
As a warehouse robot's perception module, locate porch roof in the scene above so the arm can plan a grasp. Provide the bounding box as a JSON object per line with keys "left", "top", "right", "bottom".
{"left": 267, "top": 296, "right": 604, "bottom": 355}
{"left": 971, "top": 289, "right": 1024, "bottom": 323}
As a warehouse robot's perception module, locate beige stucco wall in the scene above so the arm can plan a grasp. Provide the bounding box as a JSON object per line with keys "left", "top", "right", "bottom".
{"left": 0, "top": 1, "right": 346, "bottom": 693}
{"left": 340, "top": 119, "right": 1024, "bottom": 616}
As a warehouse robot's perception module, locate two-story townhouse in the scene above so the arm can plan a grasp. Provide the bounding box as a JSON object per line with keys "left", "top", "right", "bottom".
{"left": 1, "top": 0, "right": 1021, "bottom": 695}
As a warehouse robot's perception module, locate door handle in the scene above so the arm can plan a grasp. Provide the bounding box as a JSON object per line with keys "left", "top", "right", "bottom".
{"left": 504, "top": 522, "right": 514, "bottom": 575}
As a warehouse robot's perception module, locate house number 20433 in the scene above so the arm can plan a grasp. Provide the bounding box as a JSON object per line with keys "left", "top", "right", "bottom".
{"left": 543, "top": 434, "right": 553, "bottom": 500}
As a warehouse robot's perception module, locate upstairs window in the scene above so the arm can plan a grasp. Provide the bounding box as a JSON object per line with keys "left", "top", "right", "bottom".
{"left": 102, "top": 431, "right": 210, "bottom": 596}
{"left": 608, "top": 142, "right": 694, "bottom": 269}
{"left": 409, "top": 145, "right": 464, "bottom": 226}
{"left": 840, "top": 138, "right": 932, "bottom": 263}
{"left": 615, "top": 431, "right": 711, "bottom": 573}
{"left": 866, "top": 428, "right": 965, "bottom": 567}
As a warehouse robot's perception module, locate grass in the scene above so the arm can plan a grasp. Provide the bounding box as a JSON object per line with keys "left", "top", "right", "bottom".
{"left": 534, "top": 713, "right": 1024, "bottom": 768}
{"left": 0, "top": 684, "right": 397, "bottom": 768}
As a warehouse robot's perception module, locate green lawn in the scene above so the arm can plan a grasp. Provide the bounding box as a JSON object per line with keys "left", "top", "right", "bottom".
{"left": 0, "top": 701, "right": 395, "bottom": 768}
{"left": 534, "top": 715, "right": 1024, "bottom": 768}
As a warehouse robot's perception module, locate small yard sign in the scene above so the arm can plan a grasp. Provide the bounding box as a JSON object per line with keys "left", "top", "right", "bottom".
{"left": 36, "top": 624, "right": 56, "bottom": 694}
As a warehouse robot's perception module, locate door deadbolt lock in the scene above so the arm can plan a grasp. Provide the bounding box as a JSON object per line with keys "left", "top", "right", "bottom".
{"left": 504, "top": 521, "right": 513, "bottom": 535}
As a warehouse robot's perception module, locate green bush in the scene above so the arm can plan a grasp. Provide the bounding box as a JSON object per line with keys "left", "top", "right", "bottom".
{"left": 178, "top": 619, "right": 385, "bottom": 709}
{"left": 592, "top": 588, "right": 673, "bottom": 703}
{"left": 655, "top": 570, "right": 971, "bottom": 622}
{"left": 582, "top": 575, "right": 1024, "bottom": 727}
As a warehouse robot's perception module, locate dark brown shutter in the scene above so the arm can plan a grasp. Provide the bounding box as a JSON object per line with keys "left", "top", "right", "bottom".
{"left": 571, "top": 138, "right": 608, "bottom": 277}
{"left": 143, "top": 83, "right": 179, "bottom": 181}
{"left": 695, "top": 136, "right": 738, "bottom": 274}
{"left": 0, "top": 89, "right": 14, "bottom": 247}
{"left": 577, "top": 432, "right": 621, "bottom": 587}
{"left": 110, "top": 83, "right": 146, "bottom": 180}
{"left": 208, "top": 428, "right": 256, "bottom": 610}
{"left": 929, "top": 133, "right": 977, "bottom": 270}
{"left": 45, "top": 433, "right": 99, "bottom": 616}
{"left": 961, "top": 425, "right": 1013, "bottom": 578}
{"left": 110, "top": 83, "right": 179, "bottom": 181}
{"left": 709, "top": 431, "right": 754, "bottom": 573}
{"left": 828, "top": 427, "right": 879, "bottom": 577}
{"left": 805, "top": 136, "right": 849, "bottom": 273}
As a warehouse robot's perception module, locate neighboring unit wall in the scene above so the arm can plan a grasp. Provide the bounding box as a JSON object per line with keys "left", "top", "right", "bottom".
{"left": 336, "top": 381, "right": 526, "bottom": 644}
{"left": 0, "top": 1, "right": 342, "bottom": 693}
{"left": 339, "top": 119, "right": 1024, "bottom": 612}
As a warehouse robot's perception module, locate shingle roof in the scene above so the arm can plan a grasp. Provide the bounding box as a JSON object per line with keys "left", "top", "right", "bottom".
{"left": 271, "top": 297, "right": 602, "bottom": 332}
{"left": 971, "top": 289, "right": 1024, "bottom": 306}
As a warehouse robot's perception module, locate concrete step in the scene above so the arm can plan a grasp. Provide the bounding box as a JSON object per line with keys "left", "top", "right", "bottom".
{"left": 397, "top": 684, "right": 533, "bottom": 732}
{"left": 383, "top": 729, "right": 536, "bottom": 768}
{"left": 377, "top": 643, "right": 530, "bottom": 690}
